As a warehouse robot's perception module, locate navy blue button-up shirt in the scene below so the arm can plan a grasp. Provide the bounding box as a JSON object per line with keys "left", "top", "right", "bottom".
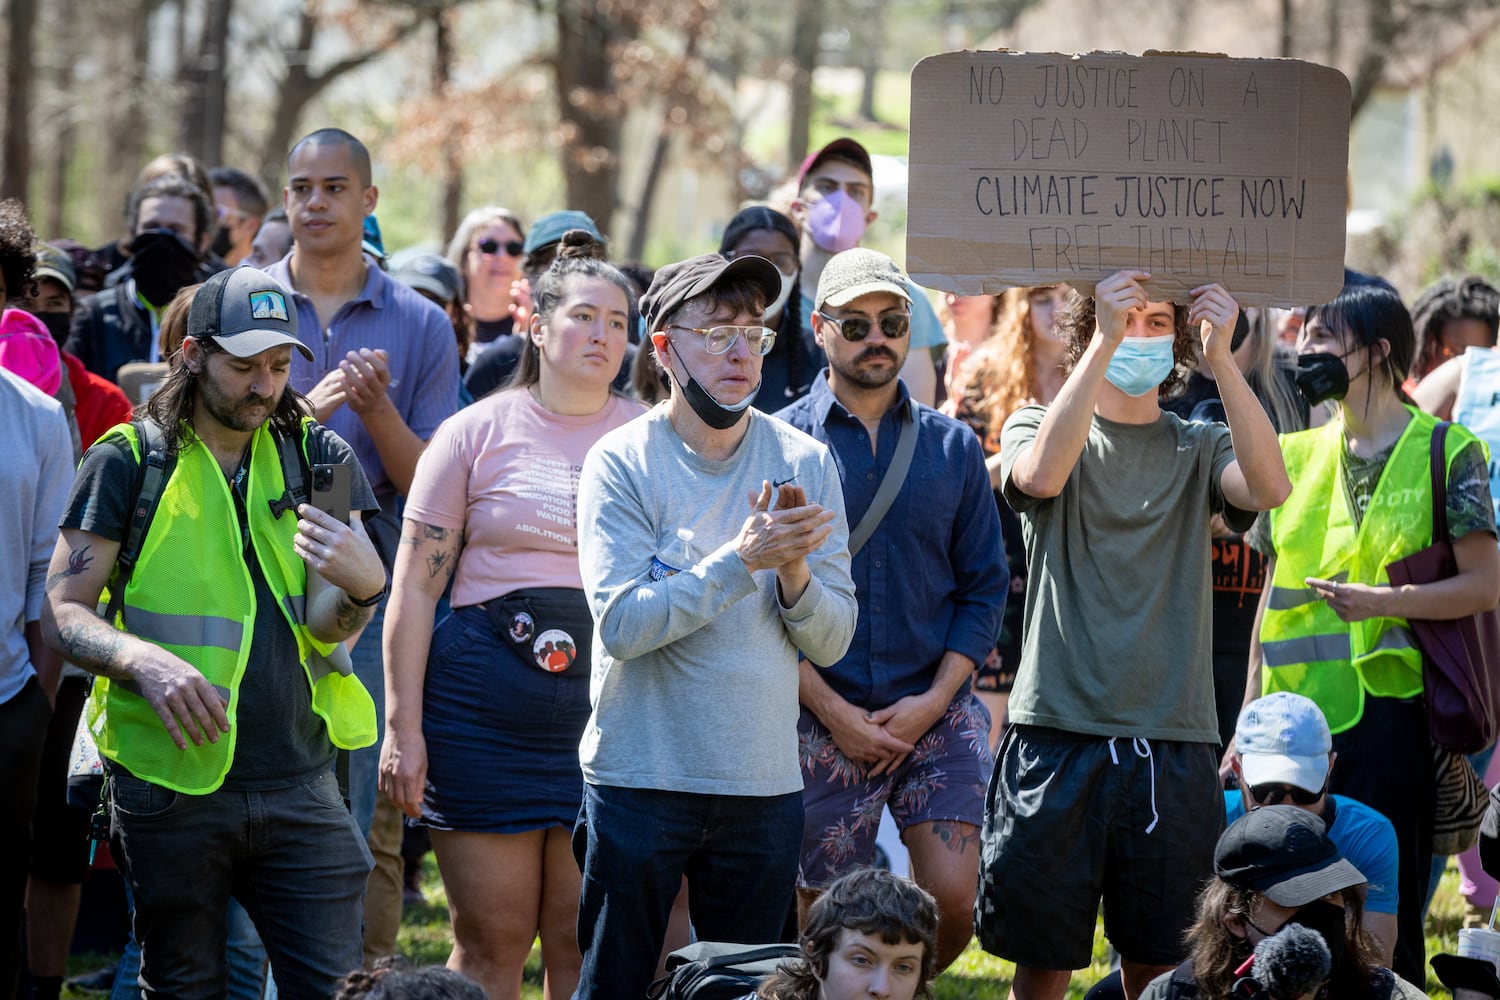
{"left": 777, "top": 372, "right": 1007, "bottom": 708}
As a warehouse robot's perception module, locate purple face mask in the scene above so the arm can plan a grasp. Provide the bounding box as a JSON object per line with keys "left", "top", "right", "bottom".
{"left": 805, "top": 190, "right": 868, "bottom": 254}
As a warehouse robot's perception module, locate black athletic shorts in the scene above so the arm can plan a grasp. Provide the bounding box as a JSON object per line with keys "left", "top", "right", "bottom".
{"left": 974, "top": 724, "right": 1222, "bottom": 970}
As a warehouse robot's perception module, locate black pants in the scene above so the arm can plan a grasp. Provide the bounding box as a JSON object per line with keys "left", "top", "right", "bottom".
{"left": 0, "top": 678, "right": 53, "bottom": 1000}
{"left": 1328, "top": 695, "right": 1432, "bottom": 986}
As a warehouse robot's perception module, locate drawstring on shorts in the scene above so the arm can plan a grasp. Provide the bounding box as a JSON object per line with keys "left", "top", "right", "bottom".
{"left": 1108, "top": 736, "right": 1160, "bottom": 834}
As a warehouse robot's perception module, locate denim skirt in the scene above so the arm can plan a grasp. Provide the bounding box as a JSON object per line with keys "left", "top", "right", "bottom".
{"left": 419, "top": 601, "right": 592, "bottom": 833}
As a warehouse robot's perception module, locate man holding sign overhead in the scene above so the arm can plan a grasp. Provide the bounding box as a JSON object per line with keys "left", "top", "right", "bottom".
{"left": 974, "top": 272, "right": 1290, "bottom": 999}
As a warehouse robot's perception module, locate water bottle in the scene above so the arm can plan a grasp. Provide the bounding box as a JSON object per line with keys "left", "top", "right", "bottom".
{"left": 649, "top": 528, "right": 695, "bottom": 581}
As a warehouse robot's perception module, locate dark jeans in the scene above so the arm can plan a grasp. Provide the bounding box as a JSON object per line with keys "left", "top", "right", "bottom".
{"left": 1328, "top": 695, "right": 1432, "bottom": 986}
{"left": 109, "top": 768, "right": 372, "bottom": 1000}
{"left": 1, "top": 678, "right": 51, "bottom": 1000}
{"left": 572, "top": 784, "right": 803, "bottom": 1000}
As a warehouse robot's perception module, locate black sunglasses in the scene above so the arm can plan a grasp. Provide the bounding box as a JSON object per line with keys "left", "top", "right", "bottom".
{"left": 816, "top": 310, "right": 911, "bottom": 342}
{"left": 477, "top": 237, "right": 525, "bottom": 257}
{"left": 1247, "top": 782, "right": 1324, "bottom": 806}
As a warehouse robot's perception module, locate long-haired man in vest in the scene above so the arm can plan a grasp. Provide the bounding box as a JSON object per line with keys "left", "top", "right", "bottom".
{"left": 42, "top": 266, "right": 387, "bottom": 997}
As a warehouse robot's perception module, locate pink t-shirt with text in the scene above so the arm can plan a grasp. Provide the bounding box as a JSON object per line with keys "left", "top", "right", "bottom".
{"left": 403, "top": 388, "right": 646, "bottom": 607}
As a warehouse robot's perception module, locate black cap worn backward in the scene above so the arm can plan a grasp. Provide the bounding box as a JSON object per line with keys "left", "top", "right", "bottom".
{"left": 639, "top": 252, "right": 782, "bottom": 332}
{"left": 188, "top": 267, "right": 313, "bottom": 361}
{"left": 1213, "top": 805, "right": 1367, "bottom": 908}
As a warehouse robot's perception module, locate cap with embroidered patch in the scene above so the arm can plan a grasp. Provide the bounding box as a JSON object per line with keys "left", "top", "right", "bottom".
{"left": 187, "top": 267, "right": 312, "bottom": 361}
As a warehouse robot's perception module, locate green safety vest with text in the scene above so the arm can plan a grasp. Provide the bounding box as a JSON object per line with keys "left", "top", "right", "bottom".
{"left": 1259, "top": 406, "right": 1476, "bottom": 733}
{"left": 86, "top": 418, "right": 377, "bottom": 794}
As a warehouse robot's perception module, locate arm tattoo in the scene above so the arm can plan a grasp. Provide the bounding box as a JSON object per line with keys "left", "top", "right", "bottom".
{"left": 46, "top": 546, "right": 95, "bottom": 592}
{"left": 422, "top": 524, "right": 450, "bottom": 541}
{"left": 334, "top": 594, "right": 374, "bottom": 634}
{"left": 426, "top": 549, "right": 454, "bottom": 580}
{"left": 57, "top": 619, "right": 128, "bottom": 676}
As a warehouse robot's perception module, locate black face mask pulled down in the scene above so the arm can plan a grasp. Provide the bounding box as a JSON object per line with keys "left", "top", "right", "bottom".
{"left": 130, "top": 229, "right": 200, "bottom": 308}
{"left": 1294, "top": 352, "right": 1350, "bottom": 408}
{"left": 670, "top": 341, "right": 759, "bottom": 430}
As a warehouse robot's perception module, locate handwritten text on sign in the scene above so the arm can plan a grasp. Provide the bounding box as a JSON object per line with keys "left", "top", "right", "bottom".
{"left": 906, "top": 53, "right": 1351, "bottom": 306}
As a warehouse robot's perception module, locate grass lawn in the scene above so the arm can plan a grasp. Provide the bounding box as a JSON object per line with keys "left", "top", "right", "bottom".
{"left": 64, "top": 853, "right": 1472, "bottom": 998}
{"left": 390, "top": 854, "right": 1472, "bottom": 1000}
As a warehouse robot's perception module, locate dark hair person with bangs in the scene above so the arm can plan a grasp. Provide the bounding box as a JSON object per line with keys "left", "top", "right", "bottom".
{"left": 719, "top": 205, "right": 823, "bottom": 407}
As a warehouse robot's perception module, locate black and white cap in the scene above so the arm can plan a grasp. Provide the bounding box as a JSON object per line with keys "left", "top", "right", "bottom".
{"left": 188, "top": 267, "right": 313, "bottom": 361}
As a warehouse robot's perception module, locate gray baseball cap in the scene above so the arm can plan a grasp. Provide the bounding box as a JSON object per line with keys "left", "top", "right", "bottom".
{"left": 816, "top": 248, "right": 912, "bottom": 311}
{"left": 392, "top": 252, "right": 463, "bottom": 304}
{"left": 187, "top": 267, "right": 312, "bottom": 360}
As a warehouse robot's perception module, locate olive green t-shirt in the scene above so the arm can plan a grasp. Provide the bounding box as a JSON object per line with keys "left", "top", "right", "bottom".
{"left": 1000, "top": 405, "right": 1246, "bottom": 743}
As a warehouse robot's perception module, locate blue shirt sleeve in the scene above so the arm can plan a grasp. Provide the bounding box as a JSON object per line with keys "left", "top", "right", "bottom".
{"left": 906, "top": 281, "right": 945, "bottom": 350}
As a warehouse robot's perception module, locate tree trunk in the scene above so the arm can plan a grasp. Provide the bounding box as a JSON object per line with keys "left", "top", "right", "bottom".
{"left": 434, "top": 6, "right": 462, "bottom": 241}
{"left": 181, "top": 0, "right": 233, "bottom": 165}
{"left": 856, "top": 0, "right": 885, "bottom": 123}
{"left": 257, "top": 8, "right": 423, "bottom": 193}
{"left": 2, "top": 0, "right": 39, "bottom": 203}
{"left": 553, "top": 0, "right": 631, "bottom": 234}
{"left": 1280, "top": 0, "right": 1293, "bottom": 56}
{"left": 625, "top": 14, "right": 706, "bottom": 262}
{"left": 101, "top": 0, "right": 157, "bottom": 234}
{"left": 787, "top": 0, "right": 825, "bottom": 175}
{"left": 1348, "top": 0, "right": 1397, "bottom": 117}
{"left": 46, "top": 0, "right": 79, "bottom": 236}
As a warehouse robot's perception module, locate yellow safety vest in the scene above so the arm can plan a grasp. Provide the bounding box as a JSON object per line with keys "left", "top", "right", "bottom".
{"left": 1260, "top": 406, "right": 1476, "bottom": 732}
{"left": 86, "top": 419, "right": 377, "bottom": 794}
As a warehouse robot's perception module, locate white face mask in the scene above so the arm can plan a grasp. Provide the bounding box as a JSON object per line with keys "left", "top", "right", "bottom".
{"left": 764, "top": 269, "right": 796, "bottom": 320}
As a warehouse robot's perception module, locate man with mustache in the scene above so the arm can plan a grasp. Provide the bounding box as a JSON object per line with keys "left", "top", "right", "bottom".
{"left": 777, "top": 248, "right": 1005, "bottom": 972}
{"left": 42, "top": 266, "right": 386, "bottom": 996}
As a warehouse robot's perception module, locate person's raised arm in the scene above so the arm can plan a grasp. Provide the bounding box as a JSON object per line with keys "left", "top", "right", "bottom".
{"left": 1008, "top": 270, "right": 1146, "bottom": 498}
{"left": 42, "top": 528, "right": 230, "bottom": 750}
{"left": 1193, "top": 284, "right": 1292, "bottom": 512}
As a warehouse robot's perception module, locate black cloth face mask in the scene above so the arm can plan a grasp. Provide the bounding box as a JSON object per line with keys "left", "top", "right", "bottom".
{"left": 1285, "top": 898, "right": 1348, "bottom": 984}
{"left": 1294, "top": 352, "right": 1350, "bottom": 407}
{"left": 130, "top": 229, "right": 201, "bottom": 308}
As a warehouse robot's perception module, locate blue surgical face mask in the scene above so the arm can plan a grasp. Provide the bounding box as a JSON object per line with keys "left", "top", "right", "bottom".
{"left": 1105, "top": 333, "right": 1176, "bottom": 397}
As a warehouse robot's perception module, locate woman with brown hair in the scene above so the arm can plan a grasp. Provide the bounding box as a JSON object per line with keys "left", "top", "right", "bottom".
{"left": 1138, "top": 806, "right": 1424, "bottom": 1000}
{"left": 380, "top": 231, "right": 644, "bottom": 999}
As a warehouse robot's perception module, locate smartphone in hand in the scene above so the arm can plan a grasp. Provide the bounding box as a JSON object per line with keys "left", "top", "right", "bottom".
{"left": 310, "top": 463, "right": 352, "bottom": 525}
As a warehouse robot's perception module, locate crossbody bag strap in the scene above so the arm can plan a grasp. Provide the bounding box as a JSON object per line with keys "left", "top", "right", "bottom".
{"left": 1429, "top": 421, "right": 1450, "bottom": 544}
{"left": 848, "top": 398, "right": 919, "bottom": 558}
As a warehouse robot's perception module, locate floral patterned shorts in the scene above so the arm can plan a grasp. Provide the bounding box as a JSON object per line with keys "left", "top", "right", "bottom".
{"left": 795, "top": 689, "right": 992, "bottom": 887}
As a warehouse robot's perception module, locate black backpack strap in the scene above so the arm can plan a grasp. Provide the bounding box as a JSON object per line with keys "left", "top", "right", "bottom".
{"left": 105, "top": 419, "right": 173, "bottom": 623}
{"left": 267, "top": 423, "right": 310, "bottom": 519}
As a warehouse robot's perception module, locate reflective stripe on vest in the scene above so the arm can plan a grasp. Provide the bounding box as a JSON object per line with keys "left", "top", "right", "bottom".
{"left": 86, "top": 418, "right": 376, "bottom": 795}
{"left": 1260, "top": 407, "right": 1476, "bottom": 733}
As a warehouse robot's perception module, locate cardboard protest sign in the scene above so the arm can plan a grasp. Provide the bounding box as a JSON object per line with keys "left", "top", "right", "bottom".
{"left": 906, "top": 51, "right": 1351, "bottom": 306}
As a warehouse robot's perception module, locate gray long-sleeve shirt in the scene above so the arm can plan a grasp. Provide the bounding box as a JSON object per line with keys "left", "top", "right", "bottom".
{"left": 576, "top": 406, "right": 857, "bottom": 796}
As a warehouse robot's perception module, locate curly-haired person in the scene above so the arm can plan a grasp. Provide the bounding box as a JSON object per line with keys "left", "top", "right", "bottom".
{"left": 758, "top": 868, "right": 939, "bottom": 1000}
